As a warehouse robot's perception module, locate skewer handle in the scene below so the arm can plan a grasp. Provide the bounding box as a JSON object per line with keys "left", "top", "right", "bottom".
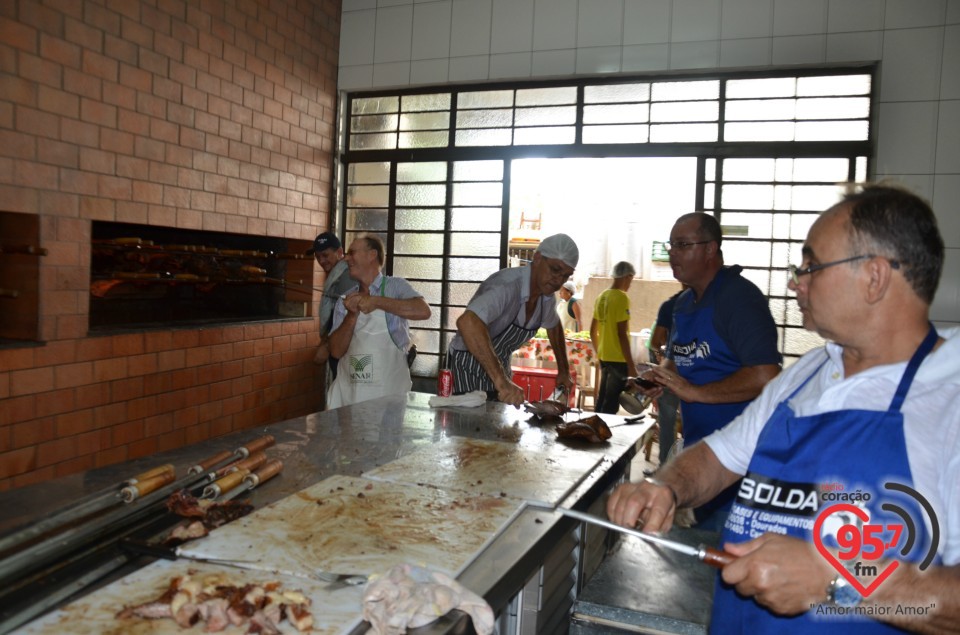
{"left": 699, "top": 545, "right": 737, "bottom": 568}
{"left": 203, "top": 468, "right": 250, "bottom": 499}
{"left": 120, "top": 471, "right": 176, "bottom": 503}
{"left": 125, "top": 463, "right": 174, "bottom": 485}
{"left": 246, "top": 458, "right": 283, "bottom": 487}
{"left": 217, "top": 452, "right": 266, "bottom": 477}
{"left": 188, "top": 450, "right": 232, "bottom": 475}
{"left": 235, "top": 435, "right": 275, "bottom": 458}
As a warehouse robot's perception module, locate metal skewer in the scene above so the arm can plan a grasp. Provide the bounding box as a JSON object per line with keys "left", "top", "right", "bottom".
{"left": 526, "top": 502, "right": 736, "bottom": 568}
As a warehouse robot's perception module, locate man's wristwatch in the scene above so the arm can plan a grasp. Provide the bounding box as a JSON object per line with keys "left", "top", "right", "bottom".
{"left": 826, "top": 573, "right": 863, "bottom": 607}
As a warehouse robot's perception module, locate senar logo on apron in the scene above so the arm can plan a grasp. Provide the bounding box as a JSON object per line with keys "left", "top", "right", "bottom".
{"left": 348, "top": 354, "right": 374, "bottom": 382}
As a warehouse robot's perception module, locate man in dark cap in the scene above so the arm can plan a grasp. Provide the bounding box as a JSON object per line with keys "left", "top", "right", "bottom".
{"left": 308, "top": 232, "right": 357, "bottom": 381}
{"left": 449, "top": 233, "right": 579, "bottom": 405}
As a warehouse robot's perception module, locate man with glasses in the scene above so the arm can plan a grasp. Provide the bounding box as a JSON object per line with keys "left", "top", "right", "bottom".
{"left": 609, "top": 185, "right": 960, "bottom": 632}
{"left": 327, "top": 234, "right": 431, "bottom": 408}
{"left": 636, "top": 212, "right": 782, "bottom": 529}
{"left": 449, "top": 233, "right": 579, "bottom": 405}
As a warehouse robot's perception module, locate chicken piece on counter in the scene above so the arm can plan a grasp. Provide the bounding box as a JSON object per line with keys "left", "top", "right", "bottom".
{"left": 555, "top": 415, "right": 612, "bottom": 443}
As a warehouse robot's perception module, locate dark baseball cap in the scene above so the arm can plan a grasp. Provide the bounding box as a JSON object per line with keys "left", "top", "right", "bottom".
{"left": 306, "top": 232, "right": 341, "bottom": 255}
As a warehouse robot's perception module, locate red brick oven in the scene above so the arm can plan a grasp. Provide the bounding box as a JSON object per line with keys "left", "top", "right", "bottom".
{"left": 0, "top": 0, "right": 342, "bottom": 490}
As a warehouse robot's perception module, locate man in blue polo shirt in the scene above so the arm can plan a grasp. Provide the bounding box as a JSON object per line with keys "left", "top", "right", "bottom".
{"left": 637, "top": 212, "right": 781, "bottom": 529}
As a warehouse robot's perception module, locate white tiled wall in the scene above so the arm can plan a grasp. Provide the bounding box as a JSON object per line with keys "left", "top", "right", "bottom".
{"left": 338, "top": 0, "right": 960, "bottom": 324}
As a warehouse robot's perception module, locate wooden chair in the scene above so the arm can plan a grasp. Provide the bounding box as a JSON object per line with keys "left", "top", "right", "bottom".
{"left": 576, "top": 362, "right": 600, "bottom": 411}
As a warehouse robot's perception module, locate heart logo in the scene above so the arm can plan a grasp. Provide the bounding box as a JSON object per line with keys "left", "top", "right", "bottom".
{"left": 813, "top": 503, "right": 899, "bottom": 597}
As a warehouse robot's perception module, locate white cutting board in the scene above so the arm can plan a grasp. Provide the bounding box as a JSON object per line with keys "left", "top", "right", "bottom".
{"left": 362, "top": 436, "right": 604, "bottom": 506}
{"left": 177, "top": 474, "right": 523, "bottom": 581}
{"left": 15, "top": 558, "right": 364, "bottom": 635}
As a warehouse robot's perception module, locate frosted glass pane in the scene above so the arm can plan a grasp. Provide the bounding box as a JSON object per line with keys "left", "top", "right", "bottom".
{"left": 451, "top": 208, "right": 502, "bottom": 231}
{"left": 394, "top": 232, "right": 444, "bottom": 255}
{"left": 396, "top": 183, "right": 446, "bottom": 206}
{"left": 396, "top": 208, "right": 444, "bottom": 230}
{"left": 791, "top": 158, "right": 850, "bottom": 182}
{"left": 450, "top": 232, "right": 500, "bottom": 256}
{"left": 795, "top": 120, "right": 869, "bottom": 141}
{"left": 351, "top": 114, "right": 398, "bottom": 132}
{"left": 774, "top": 184, "right": 793, "bottom": 210}
{"left": 705, "top": 158, "right": 716, "bottom": 181}
{"left": 796, "top": 97, "right": 869, "bottom": 120}
{"left": 741, "top": 268, "right": 772, "bottom": 295}
{"left": 454, "top": 161, "right": 503, "bottom": 182}
{"left": 344, "top": 230, "right": 386, "bottom": 249}
{"left": 447, "top": 257, "right": 501, "bottom": 281}
{"left": 409, "top": 328, "right": 440, "bottom": 353}
{"left": 788, "top": 213, "right": 818, "bottom": 240}
{"left": 771, "top": 241, "right": 793, "bottom": 267}
{"left": 397, "top": 162, "right": 447, "bottom": 183}
{"left": 417, "top": 311, "right": 441, "bottom": 329}
{"left": 784, "top": 326, "right": 824, "bottom": 356}
{"left": 722, "top": 158, "right": 776, "bottom": 182}
{"left": 352, "top": 96, "right": 399, "bottom": 115}
{"left": 584, "top": 83, "right": 650, "bottom": 103}
{"left": 345, "top": 208, "right": 388, "bottom": 231}
{"left": 399, "top": 131, "right": 450, "bottom": 148}
{"left": 453, "top": 182, "right": 503, "bottom": 206}
{"left": 351, "top": 133, "right": 397, "bottom": 150}
{"left": 856, "top": 156, "right": 867, "bottom": 182}
{"left": 651, "top": 80, "right": 719, "bottom": 101}
{"left": 725, "top": 77, "right": 796, "bottom": 99}
{"left": 722, "top": 239, "right": 773, "bottom": 267}
{"left": 445, "top": 306, "right": 465, "bottom": 329}
{"left": 797, "top": 74, "right": 870, "bottom": 97}
{"left": 514, "top": 126, "right": 576, "bottom": 145}
{"left": 788, "top": 184, "right": 846, "bottom": 211}
{"left": 457, "top": 109, "right": 513, "bottom": 128}
{"left": 348, "top": 162, "right": 390, "bottom": 184}
{"left": 772, "top": 212, "right": 791, "bottom": 239}
{"left": 703, "top": 183, "right": 715, "bottom": 210}
{"left": 650, "top": 101, "right": 719, "bottom": 123}
{"left": 347, "top": 184, "right": 389, "bottom": 207}
{"left": 458, "top": 90, "right": 514, "bottom": 109}
{"left": 721, "top": 212, "right": 774, "bottom": 239}
{"left": 393, "top": 256, "right": 443, "bottom": 279}
{"left": 582, "top": 125, "right": 649, "bottom": 144}
{"left": 514, "top": 106, "right": 577, "bottom": 126}
{"left": 724, "top": 121, "right": 795, "bottom": 141}
{"left": 649, "top": 123, "right": 717, "bottom": 142}
{"left": 456, "top": 128, "right": 512, "bottom": 146}
{"left": 411, "top": 353, "right": 439, "bottom": 376}
{"left": 583, "top": 104, "right": 649, "bottom": 124}
{"left": 775, "top": 158, "right": 794, "bottom": 182}
{"left": 401, "top": 93, "right": 451, "bottom": 112}
{"left": 400, "top": 112, "right": 450, "bottom": 130}
{"left": 725, "top": 99, "right": 796, "bottom": 121}
{"left": 722, "top": 184, "right": 774, "bottom": 209}
{"left": 515, "top": 86, "right": 576, "bottom": 106}
{"left": 448, "top": 282, "right": 482, "bottom": 305}
{"left": 412, "top": 281, "right": 442, "bottom": 305}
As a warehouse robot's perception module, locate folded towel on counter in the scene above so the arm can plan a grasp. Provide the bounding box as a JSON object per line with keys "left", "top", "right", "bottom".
{"left": 427, "top": 390, "right": 487, "bottom": 408}
{"left": 362, "top": 563, "right": 493, "bottom": 635}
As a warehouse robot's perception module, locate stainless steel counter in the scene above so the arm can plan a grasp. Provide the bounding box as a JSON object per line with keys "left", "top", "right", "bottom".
{"left": 0, "top": 392, "right": 652, "bottom": 634}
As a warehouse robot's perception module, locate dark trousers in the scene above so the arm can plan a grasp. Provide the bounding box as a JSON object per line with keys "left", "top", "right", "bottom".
{"left": 596, "top": 361, "right": 628, "bottom": 414}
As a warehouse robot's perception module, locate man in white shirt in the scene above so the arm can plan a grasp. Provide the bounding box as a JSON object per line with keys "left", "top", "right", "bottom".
{"left": 608, "top": 185, "right": 960, "bottom": 633}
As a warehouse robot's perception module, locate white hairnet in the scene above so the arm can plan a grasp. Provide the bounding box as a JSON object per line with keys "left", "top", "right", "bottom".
{"left": 537, "top": 233, "right": 579, "bottom": 268}
{"left": 562, "top": 281, "right": 576, "bottom": 293}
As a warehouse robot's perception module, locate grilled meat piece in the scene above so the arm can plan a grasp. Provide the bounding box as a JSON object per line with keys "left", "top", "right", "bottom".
{"left": 556, "top": 415, "right": 612, "bottom": 443}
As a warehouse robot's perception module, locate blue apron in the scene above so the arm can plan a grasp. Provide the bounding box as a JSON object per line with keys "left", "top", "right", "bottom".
{"left": 671, "top": 270, "right": 753, "bottom": 447}
{"left": 710, "top": 325, "right": 939, "bottom": 633}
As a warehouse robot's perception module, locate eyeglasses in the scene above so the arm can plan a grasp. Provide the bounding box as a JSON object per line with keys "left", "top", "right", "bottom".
{"left": 788, "top": 254, "right": 901, "bottom": 285}
{"left": 664, "top": 240, "right": 711, "bottom": 251}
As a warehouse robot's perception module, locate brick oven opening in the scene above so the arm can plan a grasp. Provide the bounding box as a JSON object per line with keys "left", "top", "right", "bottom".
{"left": 90, "top": 221, "right": 313, "bottom": 331}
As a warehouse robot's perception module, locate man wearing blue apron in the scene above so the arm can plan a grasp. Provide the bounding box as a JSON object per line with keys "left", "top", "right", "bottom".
{"left": 608, "top": 185, "right": 960, "bottom": 632}
{"left": 449, "top": 233, "right": 579, "bottom": 405}
{"left": 640, "top": 213, "right": 781, "bottom": 530}
{"left": 327, "top": 235, "right": 431, "bottom": 409}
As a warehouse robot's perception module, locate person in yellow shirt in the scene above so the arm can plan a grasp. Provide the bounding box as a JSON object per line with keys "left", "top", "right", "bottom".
{"left": 590, "top": 261, "right": 638, "bottom": 414}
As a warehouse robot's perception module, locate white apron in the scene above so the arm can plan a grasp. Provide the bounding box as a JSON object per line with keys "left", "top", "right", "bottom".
{"left": 326, "top": 300, "right": 411, "bottom": 409}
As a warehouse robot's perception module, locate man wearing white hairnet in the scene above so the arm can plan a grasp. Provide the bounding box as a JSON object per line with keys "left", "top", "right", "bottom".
{"left": 591, "top": 261, "right": 639, "bottom": 414}
{"left": 449, "top": 233, "right": 579, "bottom": 405}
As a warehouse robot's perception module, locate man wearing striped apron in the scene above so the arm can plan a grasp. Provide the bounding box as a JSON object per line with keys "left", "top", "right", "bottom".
{"left": 607, "top": 185, "right": 960, "bottom": 632}
{"left": 449, "top": 233, "right": 579, "bottom": 405}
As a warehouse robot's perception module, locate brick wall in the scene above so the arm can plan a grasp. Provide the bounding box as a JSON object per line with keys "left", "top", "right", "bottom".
{"left": 0, "top": 0, "right": 342, "bottom": 490}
